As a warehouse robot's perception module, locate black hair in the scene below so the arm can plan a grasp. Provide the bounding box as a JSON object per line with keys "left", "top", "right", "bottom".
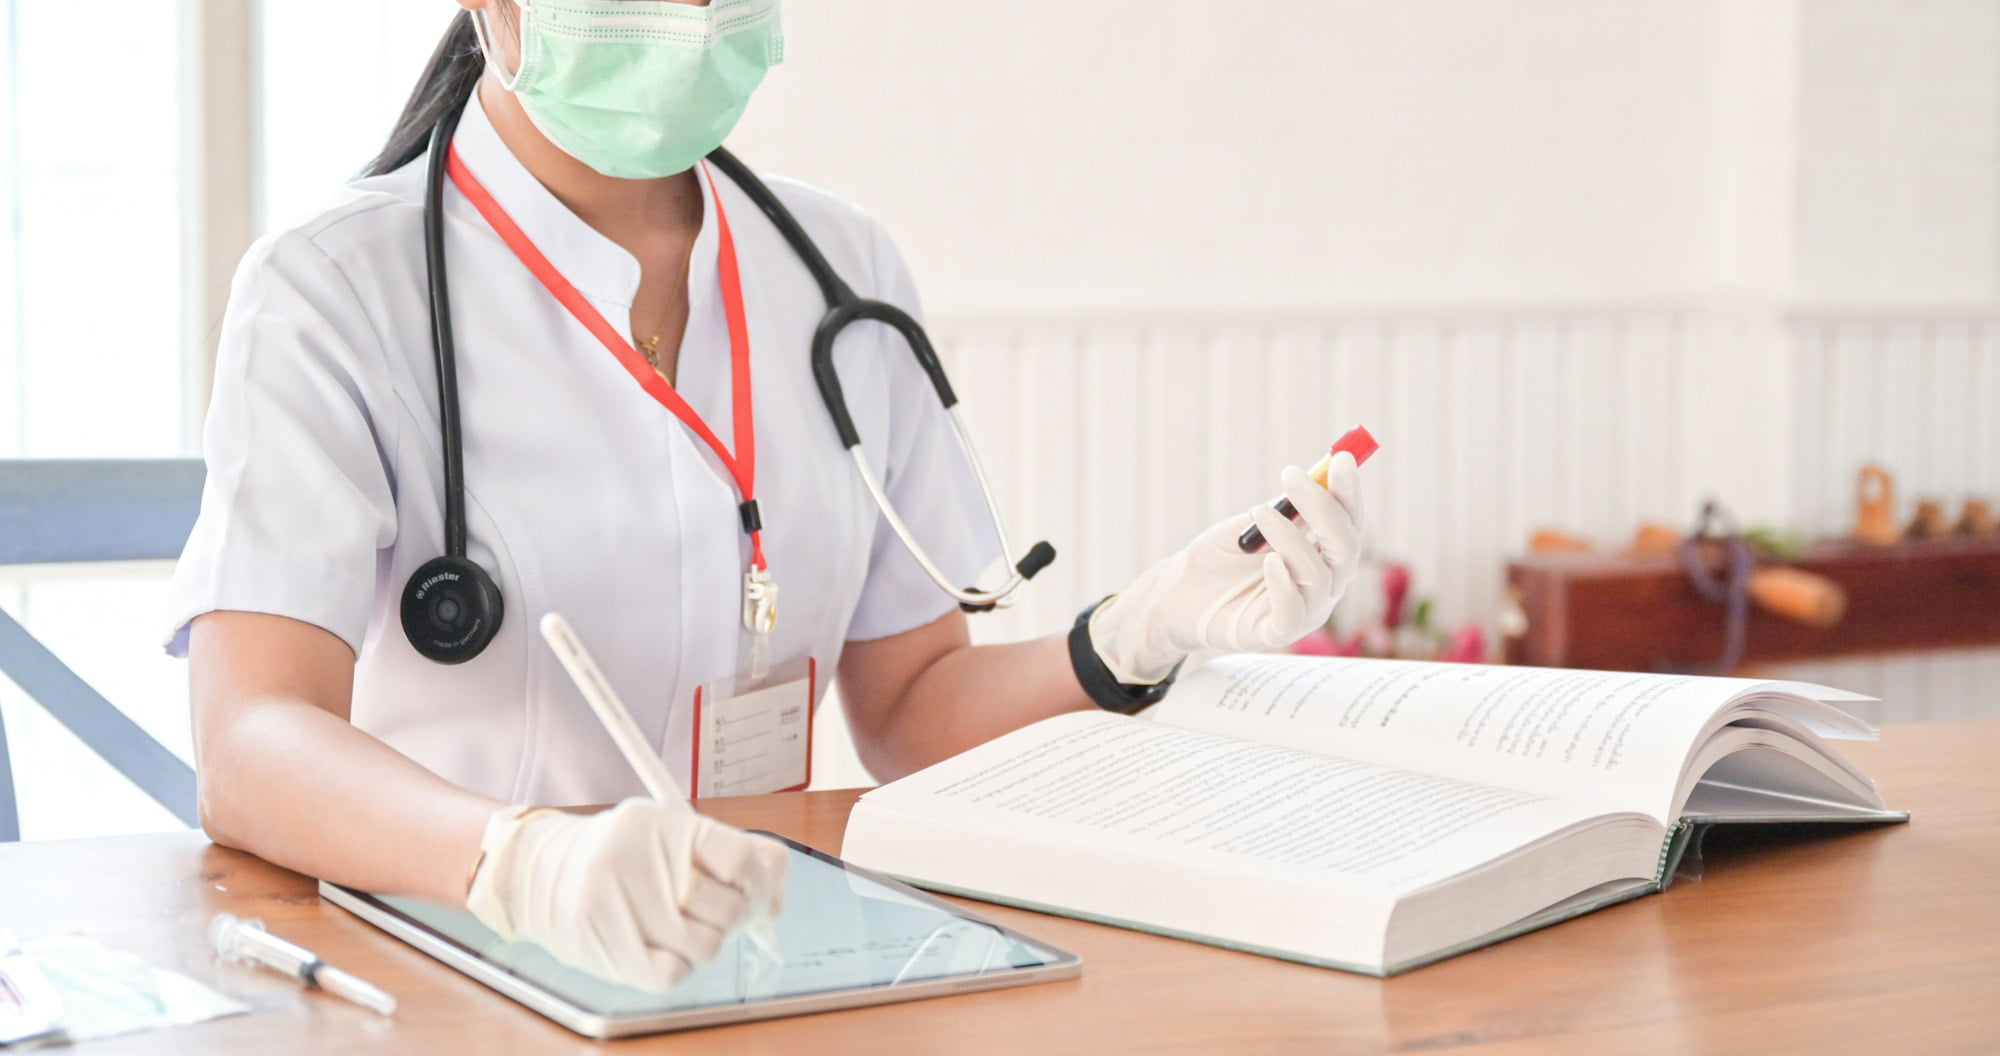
{"left": 360, "top": 12, "right": 486, "bottom": 178}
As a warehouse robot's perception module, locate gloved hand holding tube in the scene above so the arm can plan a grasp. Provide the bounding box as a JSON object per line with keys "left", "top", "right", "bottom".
{"left": 1237, "top": 426, "right": 1378, "bottom": 553}
{"left": 1089, "top": 440, "right": 1367, "bottom": 685}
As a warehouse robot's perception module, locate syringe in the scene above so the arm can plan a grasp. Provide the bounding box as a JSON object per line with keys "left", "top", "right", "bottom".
{"left": 208, "top": 913, "right": 397, "bottom": 1017}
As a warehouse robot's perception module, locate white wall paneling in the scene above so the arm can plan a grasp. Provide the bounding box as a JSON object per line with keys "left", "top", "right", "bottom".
{"left": 1788, "top": 311, "right": 2000, "bottom": 535}
{"left": 939, "top": 307, "right": 1996, "bottom": 723}
{"left": 938, "top": 307, "right": 1783, "bottom": 647}
{"left": 816, "top": 304, "right": 1997, "bottom": 787}
{"left": 1770, "top": 310, "right": 2000, "bottom": 726}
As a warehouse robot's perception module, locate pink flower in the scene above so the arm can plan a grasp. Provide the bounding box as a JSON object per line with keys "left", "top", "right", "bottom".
{"left": 1382, "top": 564, "right": 1412, "bottom": 629}
{"left": 1289, "top": 629, "right": 1340, "bottom": 656}
{"left": 1442, "top": 625, "right": 1486, "bottom": 664}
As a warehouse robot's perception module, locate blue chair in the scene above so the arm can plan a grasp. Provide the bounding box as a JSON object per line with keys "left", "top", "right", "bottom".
{"left": 0, "top": 459, "right": 205, "bottom": 840}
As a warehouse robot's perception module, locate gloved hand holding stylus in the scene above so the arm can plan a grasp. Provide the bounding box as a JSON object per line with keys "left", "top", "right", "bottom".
{"left": 1090, "top": 452, "right": 1364, "bottom": 684}
{"left": 465, "top": 798, "right": 787, "bottom": 992}
{"left": 465, "top": 614, "right": 787, "bottom": 993}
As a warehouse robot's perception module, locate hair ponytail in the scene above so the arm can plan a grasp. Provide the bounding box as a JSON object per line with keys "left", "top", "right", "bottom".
{"left": 360, "top": 12, "right": 485, "bottom": 177}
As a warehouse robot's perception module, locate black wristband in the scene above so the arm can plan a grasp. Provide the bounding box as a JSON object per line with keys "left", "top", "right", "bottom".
{"left": 1068, "top": 597, "right": 1181, "bottom": 715}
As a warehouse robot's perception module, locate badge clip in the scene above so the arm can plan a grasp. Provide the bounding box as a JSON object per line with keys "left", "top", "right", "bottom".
{"left": 743, "top": 568, "right": 778, "bottom": 681}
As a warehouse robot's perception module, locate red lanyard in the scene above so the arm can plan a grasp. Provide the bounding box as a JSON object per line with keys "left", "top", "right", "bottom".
{"left": 445, "top": 146, "right": 766, "bottom": 571}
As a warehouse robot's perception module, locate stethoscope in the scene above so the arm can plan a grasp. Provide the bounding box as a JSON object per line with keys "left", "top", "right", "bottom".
{"left": 399, "top": 103, "right": 1055, "bottom": 664}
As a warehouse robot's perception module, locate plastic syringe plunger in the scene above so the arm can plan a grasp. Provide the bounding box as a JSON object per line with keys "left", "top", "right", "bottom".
{"left": 314, "top": 965, "right": 398, "bottom": 1017}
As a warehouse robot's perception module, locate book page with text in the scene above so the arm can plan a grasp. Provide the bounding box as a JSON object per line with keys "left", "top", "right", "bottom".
{"left": 860, "top": 710, "right": 1621, "bottom": 896}
{"left": 1152, "top": 655, "right": 1772, "bottom": 821}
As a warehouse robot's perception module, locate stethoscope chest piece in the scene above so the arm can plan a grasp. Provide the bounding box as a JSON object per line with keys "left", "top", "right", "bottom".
{"left": 401, "top": 555, "right": 505, "bottom": 664}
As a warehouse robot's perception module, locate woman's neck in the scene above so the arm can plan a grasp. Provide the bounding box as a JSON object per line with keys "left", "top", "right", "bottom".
{"left": 475, "top": 77, "right": 701, "bottom": 249}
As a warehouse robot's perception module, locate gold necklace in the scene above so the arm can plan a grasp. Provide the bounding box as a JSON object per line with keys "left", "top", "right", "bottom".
{"left": 633, "top": 247, "right": 694, "bottom": 387}
{"left": 637, "top": 331, "right": 671, "bottom": 385}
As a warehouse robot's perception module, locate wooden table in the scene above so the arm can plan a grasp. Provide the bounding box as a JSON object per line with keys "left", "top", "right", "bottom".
{"left": 4, "top": 722, "right": 1996, "bottom": 1055}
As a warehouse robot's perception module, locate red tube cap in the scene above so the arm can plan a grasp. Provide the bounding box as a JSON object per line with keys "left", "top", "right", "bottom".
{"left": 1330, "top": 425, "right": 1379, "bottom": 466}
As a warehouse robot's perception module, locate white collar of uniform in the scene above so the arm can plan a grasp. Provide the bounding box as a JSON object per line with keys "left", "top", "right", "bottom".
{"left": 449, "top": 88, "right": 722, "bottom": 314}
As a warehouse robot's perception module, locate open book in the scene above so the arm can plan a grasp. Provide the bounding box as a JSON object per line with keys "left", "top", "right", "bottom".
{"left": 841, "top": 654, "right": 1907, "bottom": 976}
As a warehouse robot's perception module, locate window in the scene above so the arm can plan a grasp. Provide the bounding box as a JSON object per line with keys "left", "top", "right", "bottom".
{"left": 1, "top": 2, "right": 185, "bottom": 457}
{"left": 0, "top": 1, "right": 194, "bottom": 839}
{"left": 0, "top": 3, "right": 455, "bottom": 840}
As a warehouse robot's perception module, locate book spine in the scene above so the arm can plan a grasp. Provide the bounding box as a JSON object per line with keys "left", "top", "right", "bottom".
{"left": 1654, "top": 818, "right": 1698, "bottom": 890}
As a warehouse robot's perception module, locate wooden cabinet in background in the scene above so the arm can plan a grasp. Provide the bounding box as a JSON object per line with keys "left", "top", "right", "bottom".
{"left": 1503, "top": 538, "right": 2000, "bottom": 673}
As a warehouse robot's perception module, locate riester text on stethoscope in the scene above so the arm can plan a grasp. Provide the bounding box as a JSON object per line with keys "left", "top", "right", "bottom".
{"left": 171, "top": 0, "right": 1365, "bottom": 992}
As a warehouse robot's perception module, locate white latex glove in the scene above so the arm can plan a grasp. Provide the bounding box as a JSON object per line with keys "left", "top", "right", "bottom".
{"left": 464, "top": 798, "right": 788, "bottom": 992}
{"left": 1092, "top": 452, "right": 1363, "bottom": 683}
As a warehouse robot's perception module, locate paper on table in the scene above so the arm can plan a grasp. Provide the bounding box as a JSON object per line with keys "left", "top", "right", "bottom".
{"left": 0, "top": 932, "right": 64, "bottom": 1046}
{"left": 17, "top": 935, "right": 247, "bottom": 1044}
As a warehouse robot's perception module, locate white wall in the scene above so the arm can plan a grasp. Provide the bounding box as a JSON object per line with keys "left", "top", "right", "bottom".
{"left": 737, "top": 2, "right": 1735, "bottom": 315}
{"left": 750, "top": 2, "right": 2000, "bottom": 785}
{"left": 740, "top": 1, "right": 2000, "bottom": 307}
{"left": 1796, "top": 0, "right": 2000, "bottom": 304}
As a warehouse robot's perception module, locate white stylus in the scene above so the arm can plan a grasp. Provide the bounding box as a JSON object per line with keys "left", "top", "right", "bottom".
{"left": 539, "top": 612, "right": 682, "bottom": 803}
{"left": 537, "top": 612, "right": 785, "bottom": 963}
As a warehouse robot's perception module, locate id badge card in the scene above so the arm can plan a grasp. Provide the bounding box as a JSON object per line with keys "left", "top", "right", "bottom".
{"left": 691, "top": 656, "right": 815, "bottom": 799}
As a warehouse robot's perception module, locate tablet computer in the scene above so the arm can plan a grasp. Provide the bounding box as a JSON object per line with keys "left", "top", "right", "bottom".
{"left": 320, "top": 834, "right": 1080, "bottom": 1038}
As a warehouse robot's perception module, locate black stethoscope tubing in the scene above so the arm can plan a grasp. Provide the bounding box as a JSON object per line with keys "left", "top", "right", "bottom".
{"left": 702, "top": 149, "right": 960, "bottom": 452}
{"left": 402, "top": 103, "right": 1051, "bottom": 665}
{"left": 700, "top": 153, "right": 1054, "bottom": 601}
{"left": 424, "top": 102, "right": 471, "bottom": 562}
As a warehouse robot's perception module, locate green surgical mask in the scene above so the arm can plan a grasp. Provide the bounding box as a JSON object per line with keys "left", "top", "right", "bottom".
{"left": 474, "top": 0, "right": 784, "bottom": 180}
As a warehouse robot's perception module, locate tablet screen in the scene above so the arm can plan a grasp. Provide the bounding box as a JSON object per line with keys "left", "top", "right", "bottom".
{"left": 351, "top": 836, "right": 1072, "bottom": 1016}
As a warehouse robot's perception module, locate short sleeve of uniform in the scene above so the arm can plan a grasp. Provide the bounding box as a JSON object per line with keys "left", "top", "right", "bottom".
{"left": 843, "top": 225, "right": 1002, "bottom": 641}
{"left": 164, "top": 228, "right": 399, "bottom": 656}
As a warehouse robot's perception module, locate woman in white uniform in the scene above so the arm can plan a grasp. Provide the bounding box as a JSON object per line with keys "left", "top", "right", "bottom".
{"left": 172, "top": 0, "right": 1364, "bottom": 991}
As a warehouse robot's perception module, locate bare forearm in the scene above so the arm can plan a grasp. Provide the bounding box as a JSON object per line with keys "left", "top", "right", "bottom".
{"left": 853, "top": 633, "right": 1090, "bottom": 781}
{"left": 197, "top": 697, "right": 500, "bottom": 904}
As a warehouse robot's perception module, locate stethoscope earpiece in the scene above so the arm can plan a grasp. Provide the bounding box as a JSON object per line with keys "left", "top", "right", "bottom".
{"left": 401, "top": 556, "right": 505, "bottom": 664}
